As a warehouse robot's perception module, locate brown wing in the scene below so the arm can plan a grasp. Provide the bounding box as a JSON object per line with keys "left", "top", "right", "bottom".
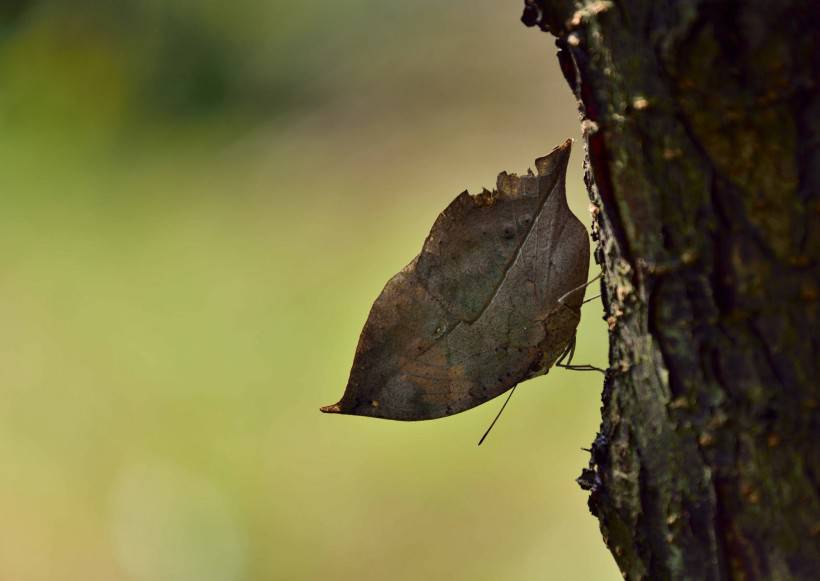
{"left": 321, "top": 140, "right": 589, "bottom": 420}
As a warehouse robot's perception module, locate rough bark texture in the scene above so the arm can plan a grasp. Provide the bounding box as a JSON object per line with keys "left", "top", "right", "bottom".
{"left": 522, "top": 1, "right": 820, "bottom": 579}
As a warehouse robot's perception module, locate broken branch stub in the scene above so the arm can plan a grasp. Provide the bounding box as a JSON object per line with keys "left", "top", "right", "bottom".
{"left": 321, "top": 140, "right": 589, "bottom": 420}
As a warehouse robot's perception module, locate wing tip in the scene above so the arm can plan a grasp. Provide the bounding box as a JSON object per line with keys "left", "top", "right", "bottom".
{"left": 320, "top": 403, "right": 343, "bottom": 414}
{"left": 535, "top": 139, "right": 572, "bottom": 177}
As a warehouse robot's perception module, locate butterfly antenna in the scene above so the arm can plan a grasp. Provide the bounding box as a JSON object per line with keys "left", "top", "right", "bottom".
{"left": 558, "top": 273, "right": 602, "bottom": 305}
{"left": 478, "top": 385, "right": 518, "bottom": 446}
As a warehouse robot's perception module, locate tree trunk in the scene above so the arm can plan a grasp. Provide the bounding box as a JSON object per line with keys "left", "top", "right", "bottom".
{"left": 522, "top": 1, "right": 820, "bottom": 578}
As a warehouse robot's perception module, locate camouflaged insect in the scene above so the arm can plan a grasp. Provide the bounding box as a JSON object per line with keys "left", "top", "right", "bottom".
{"left": 321, "top": 140, "right": 589, "bottom": 420}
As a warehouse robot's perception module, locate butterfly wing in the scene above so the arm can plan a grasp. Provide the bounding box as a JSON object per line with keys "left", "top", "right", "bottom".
{"left": 321, "top": 140, "right": 589, "bottom": 420}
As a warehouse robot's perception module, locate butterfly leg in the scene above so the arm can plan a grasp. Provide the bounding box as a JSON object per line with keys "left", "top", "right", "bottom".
{"left": 582, "top": 293, "right": 601, "bottom": 305}
{"left": 556, "top": 334, "right": 606, "bottom": 374}
{"left": 555, "top": 335, "right": 577, "bottom": 366}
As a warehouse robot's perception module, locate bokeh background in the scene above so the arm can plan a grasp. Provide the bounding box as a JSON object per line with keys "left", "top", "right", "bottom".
{"left": 0, "top": 1, "right": 618, "bottom": 579}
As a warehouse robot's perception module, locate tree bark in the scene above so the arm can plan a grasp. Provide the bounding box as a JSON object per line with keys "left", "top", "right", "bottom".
{"left": 522, "top": 1, "right": 820, "bottom": 578}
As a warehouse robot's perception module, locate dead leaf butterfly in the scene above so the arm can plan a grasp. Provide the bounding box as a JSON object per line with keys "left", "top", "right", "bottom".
{"left": 321, "top": 140, "right": 590, "bottom": 436}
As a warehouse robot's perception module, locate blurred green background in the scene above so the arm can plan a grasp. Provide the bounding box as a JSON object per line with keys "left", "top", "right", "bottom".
{"left": 0, "top": 1, "right": 618, "bottom": 579}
